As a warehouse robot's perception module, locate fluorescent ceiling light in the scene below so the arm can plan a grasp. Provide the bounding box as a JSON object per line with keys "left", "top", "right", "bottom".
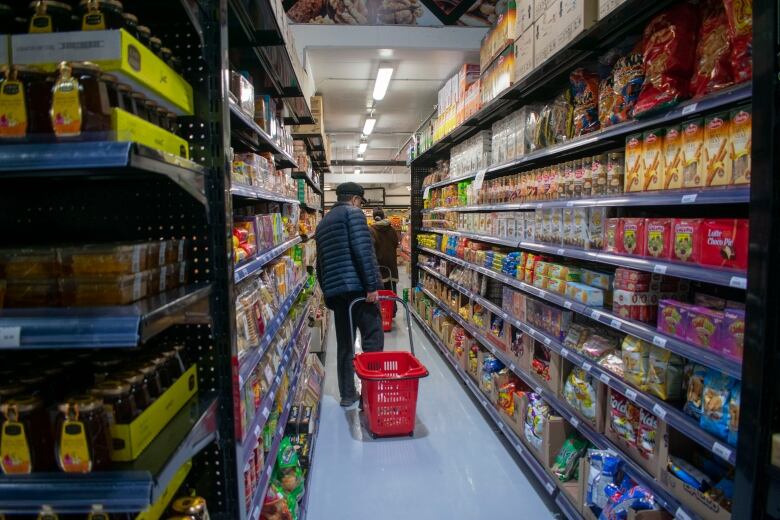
{"left": 357, "top": 142, "right": 368, "bottom": 154}
{"left": 354, "top": 168, "right": 361, "bottom": 174}
{"left": 357, "top": 155, "right": 364, "bottom": 161}
{"left": 362, "top": 118, "right": 376, "bottom": 136}
{"left": 372, "top": 67, "right": 393, "bottom": 101}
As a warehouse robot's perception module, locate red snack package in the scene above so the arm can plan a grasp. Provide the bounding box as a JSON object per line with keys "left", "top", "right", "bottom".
{"left": 700, "top": 219, "right": 749, "bottom": 269}
{"left": 672, "top": 218, "right": 703, "bottom": 263}
{"left": 723, "top": 0, "right": 753, "bottom": 83}
{"left": 646, "top": 218, "right": 673, "bottom": 258}
{"left": 621, "top": 218, "right": 647, "bottom": 257}
{"left": 634, "top": 3, "right": 700, "bottom": 117}
{"left": 638, "top": 408, "right": 658, "bottom": 459}
{"left": 690, "top": 0, "right": 733, "bottom": 97}
{"left": 610, "top": 391, "right": 638, "bottom": 447}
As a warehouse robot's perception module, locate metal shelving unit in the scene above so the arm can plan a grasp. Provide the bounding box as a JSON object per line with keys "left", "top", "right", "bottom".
{"left": 231, "top": 182, "right": 301, "bottom": 205}
{"left": 229, "top": 101, "right": 298, "bottom": 168}
{"left": 234, "top": 236, "right": 303, "bottom": 283}
{"left": 293, "top": 169, "right": 324, "bottom": 195}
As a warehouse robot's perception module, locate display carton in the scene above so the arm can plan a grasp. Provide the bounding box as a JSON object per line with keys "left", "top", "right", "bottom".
{"left": 11, "top": 30, "right": 193, "bottom": 115}
{"left": 293, "top": 95, "right": 325, "bottom": 136}
{"left": 534, "top": 6, "right": 559, "bottom": 66}
{"left": 559, "top": 359, "right": 607, "bottom": 432}
{"left": 530, "top": 339, "right": 563, "bottom": 395}
{"left": 517, "top": 0, "right": 535, "bottom": 33}
{"left": 514, "top": 28, "right": 535, "bottom": 83}
{"left": 112, "top": 108, "right": 190, "bottom": 159}
{"left": 517, "top": 393, "right": 569, "bottom": 468}
{"left": 554, "top": 0, "right": 598, "bottom": 52}
{"left": 730, "top": 105, "right": 751, "bottom": 185}
{"left": 598, "top": 0, "right": 629, "bottom": 19}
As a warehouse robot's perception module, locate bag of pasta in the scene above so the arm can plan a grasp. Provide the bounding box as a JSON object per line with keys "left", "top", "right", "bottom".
{"left": 634, "top": 3, "right": 700, "bottom": 117}
{"left": 723, "top": 0, "right": 753, "bottom": 83}
{"left": 690, "top": 0, "right": 733, "bottom": 97}
{"left": 570, "top": 68, "right": 601, "bottom": 136}
{"left": 611, "top": 51, "right": 645, "bottom": 123}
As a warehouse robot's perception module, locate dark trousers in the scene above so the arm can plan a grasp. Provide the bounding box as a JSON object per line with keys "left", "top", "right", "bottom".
{"left": 328, "top": 292, "right": 384, "bottom": 400}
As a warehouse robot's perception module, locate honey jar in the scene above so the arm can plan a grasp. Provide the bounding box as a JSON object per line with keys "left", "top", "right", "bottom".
{"left": 55, "top": 395, "right": 112, "bottom": 472}
{"left": 0, "top": 395, "right": 55, "bottom": 473}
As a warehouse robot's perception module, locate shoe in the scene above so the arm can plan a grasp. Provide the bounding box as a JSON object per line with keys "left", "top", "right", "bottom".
{"left": 340, "top": 394, "right": 360, "bottom": 408}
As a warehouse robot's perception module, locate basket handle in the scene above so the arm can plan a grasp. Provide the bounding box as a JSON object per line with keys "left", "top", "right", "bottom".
{"left": 348, "top": 294, "right": 415, "bottom": 357}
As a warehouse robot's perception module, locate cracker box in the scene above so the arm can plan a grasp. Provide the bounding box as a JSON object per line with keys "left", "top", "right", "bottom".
{"left": 566, "top": 282, "right": 604, "bottom": 306}
{"left": 625, "top": 133, "right": 644, "bottom": 192}
{"left": 645, "top": 218, "right": 672, "bottom": 259}
{"left": 642, "top": 129, "right": 665, "bottom": 191}
{"left": 547, "top": 277, "right": 567, "bottom": 295}
{"left": 704, "top": 111, "right": 732, "bottom": 187}
{"left": 671, "top": 218, "right": 703, "bottom": 263}
{"left": 663, "top": 125, "right": 683, "bottom": 190}
{"left": 621, "top": 218, "right": 647, "bottom": 257}
{"left": 582, "top": 269, "right": 613, "bottom": 290}
{"left": 586, "top": 207, "right": 606, "bottom": 250}
{"left": 682, "top": 119, "right": 705, "bottom": 188}
{"left": 700, "top": 219, "right": 749, "bottom": 270}
{"left": 730, "top": 105, "right": 751, "bottom": 185}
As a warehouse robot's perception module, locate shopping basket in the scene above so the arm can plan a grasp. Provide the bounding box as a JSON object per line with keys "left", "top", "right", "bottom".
{"left": 378, "top": 289, "right": 396, "bottom": 332}
{"left": 350, "top": 295, "right": 429, "bottom": 437}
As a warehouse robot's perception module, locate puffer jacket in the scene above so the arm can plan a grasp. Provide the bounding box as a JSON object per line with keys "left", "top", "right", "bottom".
{"left": 315, "top": 202, "right": 380, "bottom": 299}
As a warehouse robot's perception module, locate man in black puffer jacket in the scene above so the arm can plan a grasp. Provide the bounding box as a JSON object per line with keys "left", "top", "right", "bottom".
{"left": 315, "top": 182, "right": 384, "bottom": 407}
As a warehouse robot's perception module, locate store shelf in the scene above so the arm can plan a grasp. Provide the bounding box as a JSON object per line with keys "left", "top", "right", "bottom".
{"left": 300, "top": 201, "right": 322, "bottom": 212}
{"left": 0, "top": 396, "right": 218, "bottom": 514}
{"left": 237, "top": 278, "right": 308, "bottom": 386}
{"left": 422, "top": 187, "right": 751, "bottom": 212}
{"left": 419, "top": 265, "right": 737, "bottom": 465}
{"left": 246, "top": 342, "right": 309, "bottom": 520}
{"left": 0, "top": 284, "right": 211, "bottom": 349}
{"left": 229, "top": 102, "right": 298, "bottom": 169}
{"left": 420, "top": 227, "right": 748, "bottom": 289}
{"left": 234, "top": 236, "right": 303, "bottom": 283}
{"left": 0, "top": 141, "right": 208, "bottom": 205}
{"left": 410, "top": 309, "right": 579, "bottom": 519}
{"left": 415, "top": 291, "right": 701, "bottom": 520}
{"left": 297, "top": 395, "right": 323, "bottom": 520}
{"left": 292, "top": 170, "right": 323, "bottom": 195}
{"left": 231, "top": 182, "right": 300, "bottom": 205}
{"left": 418, "top": 246, "right": 742, "bottom": 379}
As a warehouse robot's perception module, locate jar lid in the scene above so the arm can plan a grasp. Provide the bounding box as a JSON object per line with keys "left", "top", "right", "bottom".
{"left": 149, "top": 36, "right": 162, "bottom": 45}
{"left": 1, "top": 395, "right": 43, "bottom": 415}
{"left": 29, "top": 1, "right": 73, "bottom": 11}
{"left": 122, "top": 12, "right": 137, "bottom": 23}
{"left": 131, "top": 92, "right": 147, "bottom": 100}
{"left": 160, "top": 47, "right": 173, "bottom": 58}
{"left": 92, "top": 380, "right": 131, "bottom": 396}
{"left": 135, "top": 362, "right": 157, "bottom": 375}
{"left": 79, "top": 0, "right": 123, "bottom": 8}
{"left": 137, "top": 25, "right": 151, "bottom": 36}
{"left": 0, "top": 383, "right": 26, "bottom": 398}
{"left": 114, "top": 370, "right": 144, "bottom": 384}
{"left": 58, "top": 394, "right": 103, "bottom": 413}
{"left": 172, "top": 496, "right": 207, "bottom": 513}
{"left": 116, "top": 82, "right": 132, "bottom": 92}
{"left": 99, "top": 72, "right": 119, "bottom": 83}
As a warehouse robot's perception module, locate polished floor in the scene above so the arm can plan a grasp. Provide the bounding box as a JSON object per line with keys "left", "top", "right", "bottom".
{"left": 306, "top": 274, "right": 561, "bottom": 520}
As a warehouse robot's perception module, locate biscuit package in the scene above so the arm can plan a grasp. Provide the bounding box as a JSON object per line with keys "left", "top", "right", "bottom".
{"left": 642, "top": 129, "right": 665, "bottom": 191}
{"left": 682, "top": 119, "right": 705, "bottom": 188}
{"left": 730, "top": 105, "right": 751, "bottom": 185}
{"left": 625, "top": 133, "right": 644, "bottom": 192}
{"left": 700, "top": 369, "right": 738, "bottom": 444}
{"left": 564, "top": 367, "right": 598, "bottom": 422}
{"left": 704, "top": 111, "right": 732, "bottom": 186}
{"left": 622, "top": 336, "right": 651, "bottom": 390}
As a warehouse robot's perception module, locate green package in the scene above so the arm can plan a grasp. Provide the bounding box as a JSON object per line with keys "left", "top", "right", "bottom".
{"left": 551, "top": 433, "right": 588, "bottom": 482}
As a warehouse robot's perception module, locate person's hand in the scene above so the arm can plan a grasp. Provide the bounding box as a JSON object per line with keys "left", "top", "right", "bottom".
{"left": 366, "top": 290, "right": 379, "bottom": 303}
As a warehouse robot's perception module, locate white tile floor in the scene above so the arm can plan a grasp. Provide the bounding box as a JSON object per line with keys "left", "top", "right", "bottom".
{"left": 305, "top": 275, "right": 561, "bottom": 520}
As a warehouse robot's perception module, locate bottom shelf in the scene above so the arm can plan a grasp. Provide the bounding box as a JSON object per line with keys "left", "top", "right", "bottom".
{"left": 410, "top": 308, "right": 581, "bottom": 520}
{"left": 297, "top": 394, "right": 323, "bottom": 520}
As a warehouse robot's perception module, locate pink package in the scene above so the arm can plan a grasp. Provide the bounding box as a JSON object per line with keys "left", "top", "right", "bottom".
{"left": 657, "top": 299, "right": 690, "bottom": 339}
{"left": 720, "top": 308, "right": 745, "bottom": 361}
{"left": 685, "top": 306, "right": 725, "bottom": 351}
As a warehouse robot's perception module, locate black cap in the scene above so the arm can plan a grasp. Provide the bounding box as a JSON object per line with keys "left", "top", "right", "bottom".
{"left": 336, "top": 182, "right": 366, "bottom": 202}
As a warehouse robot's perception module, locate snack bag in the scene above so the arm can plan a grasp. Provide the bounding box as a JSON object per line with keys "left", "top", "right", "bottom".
{"left": 621, "top": 336, "right": 650, "bottom": 390}
{"left": 684, "top": 364, "right": 708, "bottom": 420}
{"left": 723, "top": 0, "right": 753, "bottom": 83}
{"left": 690, "top": 0, "right": 734, "bottom": 97}
{"left": 587, "top": 450, "right": 621, "bottom": 509}
{"left": 611, "top": 51, "right": 645, "bottom": 124}
{"left": 570, "top": 68, "right": 601, "bottom": 136}
{"left": 609, "top": 391, "right": 637, "bottom": 446}
{"left": 728, "top": 382, "right": 740, "bottom": 446}
{"left": 564, "top": 367, "right": 597, "bottom": 421}
{"left": 599, "top": 77, "right": 617, "bottom": 129}
{"left": 498, "top": 382, "right": 517, "bottom": 416}
{"left": 647, "top": 346, "right": 684, "bottom": 401}
{"left": 261, "top": 484, "right": 293, "bottom": 520}
{"left": 634, "top": 3, "right": 700, "bottom": 117}
{"left": 273, "top": 437, "right": 304, "bottom": 503}
{"left": 552, "top": 434, "right": 588, "bottom": 482}
{"left": 700, "top": 369, "right": 736, "bottom": 442}
{"left": 582, "top": 334, "right": 617, "bottom": 361}
{"left": 638, "top": 408, "right": 657, "bottom": 459}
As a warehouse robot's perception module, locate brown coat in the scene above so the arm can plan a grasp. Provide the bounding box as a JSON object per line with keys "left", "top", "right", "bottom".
{"left": 369, "top": 220, "right": 400, "bottom": 280}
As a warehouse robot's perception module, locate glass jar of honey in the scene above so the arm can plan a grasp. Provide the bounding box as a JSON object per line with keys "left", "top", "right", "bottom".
{"left": 78, "top": 0, "right": 124, "bottom": 31}
{"left": 55, "top": 395, "right": 112, "bottom": 472}
{"left": 0, "top": 395, "right": 55, "bottom": 473}
{"left": 91, "top": 379, "right": 137, "bottom": 424}
{"left": 114, "top": 370, "right": 151, "bottom": 413}
{"left": 171, "top": 496, "right": 210, "bottom": 520}
{"left": 28, "top": 1, "right": 74, "bottom": 33}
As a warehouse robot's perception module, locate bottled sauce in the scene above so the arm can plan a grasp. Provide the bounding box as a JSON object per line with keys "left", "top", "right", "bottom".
{"left": 55, "top": 395, "right": 112, "bottom": 472}
{"left": 0, "top": 395, "right": 55, "bottom": 473}
{"left": 0, "top": 67, "right": 28, "bottom": 139}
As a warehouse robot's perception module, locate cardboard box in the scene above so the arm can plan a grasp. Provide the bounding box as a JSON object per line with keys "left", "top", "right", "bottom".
{"left": 659, "top": 466, "right": 731, "bottom": 520}
{"left": 11, "top": 30, "right": 193, "bottom": 115}
{"left": 111, "top": 364, "right": 199, "bottom": 461}
{"left": 530, "top": 339, "right": 563, "bottom": 395}
{"left": 598, "top": 0, "right": 629, "bottom": 19}
{"left": 293, "top": 95, "right": 325, "bottom": 136}
{"left": 554, "top": 0, "right": 598, "bottom": 52}
{"left": 517, "top": 393, "right": 570, "bottom": 468}
{"left": 112, "top": 108, "right": 189, "bottom": 159}
{"left": 534, "top": 0, "right": 553, "bottom": 19}
{"left": 559, "top": 360, "right": 607, "bottom": 432}
{"left": 534, "top": 6, "right": 559, "bottom": 66}
{"left": 555, "top": 456, "right": 587, "bottom": 517}
{"left": 517, "top": 0, "right": 535, "bottom": 33}
{"left": 514, "top": 28, "right": 535, "bottom": 82}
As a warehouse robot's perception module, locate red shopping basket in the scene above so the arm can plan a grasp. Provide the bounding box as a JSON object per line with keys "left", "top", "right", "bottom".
{"left": 378, "top": 289, "right": 396, "bottom": 332}
{"left": 350, "top": 295, "right": 429, "bottom": 437}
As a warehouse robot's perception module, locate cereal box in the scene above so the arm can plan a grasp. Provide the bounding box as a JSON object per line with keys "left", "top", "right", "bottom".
{"left": 586, "top": 207, "right": 605, "bottom": 250}
{"left": 663, "top": 125, "right": 683, "bottom": 190}
{"left": 704, "top": 111, "right": 732, "bottom": 187}
{"left": 700, "top": 219, "right": 749, "bottom": 270}
{"left": 682, "top": 119, "right": 705, "bottom": 188}
{"left": 730, "top": 105, "right": 751, "bottom": 185}
{"left": 625, "top": 133, "right": 644, "bottom": 192}
{"left": 605, "top": 218, "right": 622, "bottom": 253}
{"left": 645, "top": 218, "right": 672, "bottom": 259}
{"left": 642, "top": 129, "right": 665, "bottom": 191}
{"left": 671, "top": 218, "right": 703, "bottom": 263}
{"left": 621, "top": 218, "right": 647, "bottom": 256}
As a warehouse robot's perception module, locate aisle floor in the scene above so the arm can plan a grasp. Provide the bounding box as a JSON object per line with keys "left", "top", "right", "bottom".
{"left": 306, "top": 278, "right": 561, "bottom": 520}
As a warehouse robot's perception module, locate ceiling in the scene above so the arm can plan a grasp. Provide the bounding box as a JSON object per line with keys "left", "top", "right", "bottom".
{"left": 304, "top": 46, "right": 480, "bottom": 181}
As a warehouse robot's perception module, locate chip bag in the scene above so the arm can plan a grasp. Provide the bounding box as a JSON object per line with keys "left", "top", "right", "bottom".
{"left": 684, "top": 364, "right": 708, "bottom": 420}
{"left": 638, "top": 408, "right": 658, "bottom": 459}
{"left": 647, "top": 346, "right": 684, "bottom": 401}
{"left": 261, "top": 484, "right": 293, "bottom": 520}
{"left": 570, "top": 68, "right": 601, "bottom": 136}
{"left": 599, "top": 77, "right": 617, "bottom": 129}
{"left": 621, "top": 336, "right": 650, "bottom": 390}
{"left": 728, "top": 382, "right": 740, "bottom": 446}
{"left": 700, "top": 369, "right": 736, "bottom": 442}
{"left": 552, "top": 434, "right": 589, "bottom": 482}
{"left": 690, "top": 0, "right": 734, "bottom": 97}
{"left": 273, "top": 437, "right": 304, "bottom": 502}
{"left": 634, "top": 3, "right": 700, "bottom": 117}
{"left": 611, "top": 51, "right": 645, "bottom": 124}
{"left": 564, "top": 367, "right": 598, "bottom": 421}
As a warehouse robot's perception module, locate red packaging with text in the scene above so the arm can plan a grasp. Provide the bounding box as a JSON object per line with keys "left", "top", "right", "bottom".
{"left": 700, "top": 219, "right": 749, "bottom": 269}
{"left": 621, "top": 218, "right": 647, "bottom": 257}
{"left": 645, "top": 218, "right": 673, "bottom": 259}
{"left": 671, "top": 218, "right": 703, "bottom": 264}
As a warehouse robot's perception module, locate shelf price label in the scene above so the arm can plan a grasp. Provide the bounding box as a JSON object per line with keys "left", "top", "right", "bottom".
{"left": 653, "top": 264, "right": 668, "bottom": 274}
{"left": 262, "top": 406, "right": 270, "bottom": 419}
{"left": 582, "top": 361, "right": 593, "bottom": 373}
{"left": 681, "top": 193, "right": 698, "bottom": 204}
{"left": 675, "top": 507, "right": 693, "bottom": 520}
{"left": 560, "top": 349, "right": 569, "bottom": 359}
{"left": 0, "top": 327, "right": 21, "bottom": 348}
{"left": 652, "top": 403, "right": 668, "bottom": 420}
{"left": 729, "top": 276, "right": 747, "bottom": 289}
{"left": 509, "top": 363, "right": 516, "bottom": 372}
{"left": 625, "top": 388, "right": 638, "bottom": 402}
{"left": 610, "top": 319, "right": 622, "bottom": 330}
{"left": 652, "top": 336, "right": 667, "bottom": 348}
{"left": 590, "top": 309, "right": 602, "bottom": 320}
{"left": 556, "top": 248, "right": 565, "bottom": 256}
{"left": 712, "top": 442, "right": 733, "bottom": 461}
{"left": 599, "top": 373, "right": 610, "bottom": 384}
{"left": 423, "top": 186, "right": 431, "bottom": 199}
{"left": 545, "top": 482, "right": 556, "bottom": 495}
{"left": 570, "top": 416, "right": 580, "bottom": 428}
{"left": 681, "top": 103, "right": 698, "bottom": 116}
{"left": 473, "top": 168, "right": 488, "bottom": 191}
{"left": 563, "top": 301, "right": 572, "bottom": 309}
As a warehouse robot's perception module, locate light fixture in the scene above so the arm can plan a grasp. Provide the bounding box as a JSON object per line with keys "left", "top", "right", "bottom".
{"left": 357, "top": 142, "right": 368, "bottom": 154}
{"left": 362, "top": 117, "right": 376, "bottom": 136}
{"left": 357, "top": 155, "right": 364, "bottom": 161}
{"left": 354, "top": 168, "right": 361, "bottom": 175}
{"left": 372, "top": 67, "right": 393, "bottom": 101}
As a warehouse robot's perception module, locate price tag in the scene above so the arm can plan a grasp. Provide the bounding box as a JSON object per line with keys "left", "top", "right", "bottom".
{"left": 610, "top": 319, "right": 622, "bottom": 330}
{"left": 712, "top": 442, "right": 733, "bottom": 460}
{"left": 278, "top": 425, "right": 283, "bottom": 435}
{"left": 675, "top": 507, "right": 693, "bottom": 520}
{"left": 252, "top": 506, "right": 260, "bottom": 520}
{"left": 275, "top": 375, "right": 281, "bottom": 384}
{"left": 0, "top": 327, "right": 21, "bottom": 348}
{"left": 563, "top": 301, "right": 572, "bottom": 309}
{"left": 536, "top": 203, "right": 543, "bottom": 209}
{"left": 625, "top": 388, "right": 638, "bottom": 402}
{"left": 582, "top": 361, "right": 593, "bottom": 372}
{"left": 497, "top": 421, "right": 505, "bottom": 430}
{"left": 681, "top": 103, "right": 698, "bottom": 116}
{"left": 653, "top": 264, "right": 668, "bottom": 274}
{"left": 729, "top": 276, "right": 747, "bottom": 289}
{"left": 545, "top": 482, "right": 556, "bottom": 495}
{"left": 266, "top": 465, "right": 273, "bottom": 477}
{"left": 509, "top": 363, "right": 516, "bottom": 372}
{"left": 502, "top": 312, "right": 510, "bottom": 320}
{"left": 556, "top": 248, "right": 565, "bottom": 256}
{"left": 566, "top": 201, "right": 575, "bottom": 207}
{"left": 535, "top": 386, "right": 544, "bottom": 395}
{"left": 681, "top": 194, "right": 697, "bottom": 204}
{"left": 544, "top": 337, "right": 551, "bottom": 346}
{"left": 599, "top": 373, "right": 610, "bottom": 384}
{"left": 652, "top": 336, "right": 667, "bottom": 348}
{"left": 570, "top": 416, "right": 580, "bottom": 428}
{"left": 423, "top": 186, "right": 431, "bottom": 199}
{"left": 590, "top": 309, "right": 601, "bottom": 320}
{"left": 652, "top": 403, "right": 668, "bottom": 420}
{"left": 262, "top": 406, "right": 270, "bottom": 418}
{"left": 473, "top": 168, "right": 488, "bottom": 191}
{"left": 560, "top": 349, "right": 569, "bottom": 359}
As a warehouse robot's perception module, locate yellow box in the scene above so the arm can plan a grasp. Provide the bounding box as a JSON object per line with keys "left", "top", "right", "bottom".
{"left": 11, "top": 30, "right": 193, "bottom": 115}
{"left": 111, "top": 364, "right": 198, "bottom": 461}
{"left": 112, "top": 108, "right": 189, "bottom": 159}
{"left": 135, "top": 460, "right": 192, "bottom": 520}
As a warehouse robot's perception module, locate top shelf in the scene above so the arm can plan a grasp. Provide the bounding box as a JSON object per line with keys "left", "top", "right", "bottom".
{"left": 229, "top": 103, "right": 298, "bottom": 169}
{"left": 293, "top": 169, "right": 323, "bottom": 195}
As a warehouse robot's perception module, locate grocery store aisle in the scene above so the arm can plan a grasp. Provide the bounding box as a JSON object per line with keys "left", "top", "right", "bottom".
{"left": 306, "top": 277, "right": 560, "bottom": 520}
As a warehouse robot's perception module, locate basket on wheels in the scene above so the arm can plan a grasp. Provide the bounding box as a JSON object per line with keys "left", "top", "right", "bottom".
{"left": 350, "top": 295, "right": 428, "bottom": 437}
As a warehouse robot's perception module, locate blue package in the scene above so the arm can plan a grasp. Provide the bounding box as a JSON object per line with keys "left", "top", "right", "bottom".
{"left": 700, "top": 369, "right": 736, "bottom": 442}
{"left": 587, "top": 450, "right": 621, "bottom": 509}
{"left": 684, "top": 364, "right": 707, "bottom": 420}
{"left": 728, "top": 383, "right": 740, "bottom": 446}
{"left": 600, "top": 485, "right": 656, "bottom": 520}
